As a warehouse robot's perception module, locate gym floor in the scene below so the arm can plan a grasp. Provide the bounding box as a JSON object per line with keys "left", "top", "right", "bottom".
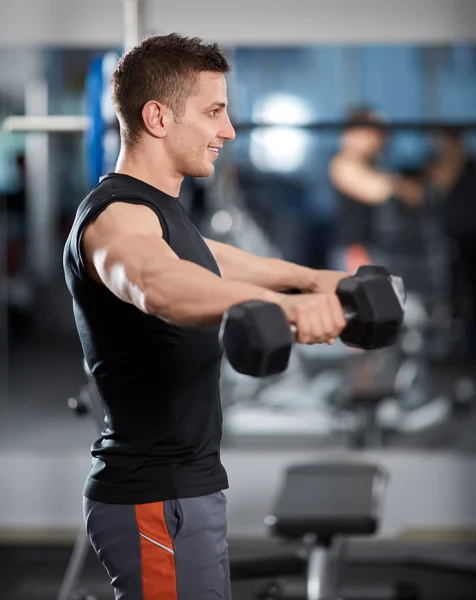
{"left": 2, "top": 539, "right": 291, "bottom": 600}
{"left": 5, "top": 536, "right": 476, "bottom": 599}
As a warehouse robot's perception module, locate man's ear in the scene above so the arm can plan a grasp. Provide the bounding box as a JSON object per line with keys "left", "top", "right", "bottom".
{"left": 142, "top": 100, "right": 170, "bottom": 139}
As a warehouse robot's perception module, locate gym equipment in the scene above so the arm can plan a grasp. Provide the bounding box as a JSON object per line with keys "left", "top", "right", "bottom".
{"left": 1, "top": 0, "right": 140, "bottom": 186}
{"left": 337, "top": 266, "right": 405, "bottom": 349}
{"left": 2, "top": 51, "right": 121, "bottom": 190}
{"left": 221, "top": 267, "right": 405, "bottom": 377}
{"left": 266, "top": 462, "right": 388, "bottom": 600}
{"left": 85, "top": 52, "right": 121, "bottom": 188}
{"left": 231, "top": 462, "right": 404, "bottom": 600}
{"left": 57, "top": 361, "right": 101, "bottom": 600}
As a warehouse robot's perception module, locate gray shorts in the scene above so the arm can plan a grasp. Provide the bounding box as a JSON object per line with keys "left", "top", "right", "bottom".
{"left": 83, "top": 491, "right": 230, "bottom": 600}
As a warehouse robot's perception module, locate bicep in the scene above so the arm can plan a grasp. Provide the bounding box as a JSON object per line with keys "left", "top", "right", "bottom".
{"left": 203, "top": 237, "right": 219, "bottom": 262}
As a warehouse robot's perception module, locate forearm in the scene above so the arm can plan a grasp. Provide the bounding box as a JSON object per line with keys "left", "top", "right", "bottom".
{"left": 207, "top": 238, "right": 315, "bottom": 290}
{"left": 330, "top": 157, "right": 395, "bottom": 206}
{"left": 205, "top": 239, "right": 348, "bottom": 293}
{"left": 258, "top": 258, "right": 349, "bottom": 294}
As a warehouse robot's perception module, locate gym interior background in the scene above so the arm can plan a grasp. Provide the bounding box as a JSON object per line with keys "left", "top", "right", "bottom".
{"left": 2, "top": 1, "right": 476, "bottom": 599}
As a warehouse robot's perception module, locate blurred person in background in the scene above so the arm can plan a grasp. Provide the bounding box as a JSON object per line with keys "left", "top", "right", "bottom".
{"left": 328, "top": 106, "right": 424, "bottom": 273}
{"left": 425, "top": 127, "right": 476, "bottom": 333}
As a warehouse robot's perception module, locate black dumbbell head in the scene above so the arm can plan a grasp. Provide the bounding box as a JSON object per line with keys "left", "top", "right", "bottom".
{"left": 338, "top": 274, "right": 404, "bottom": 350}
{"left": 355, "top": 265, "right": 392, "bottom": 279}
{"left": 355, "top": 265, "right": 406, "bottom": 307}
{"left": 220, "top": 300, "right": 294, "bottom": 377}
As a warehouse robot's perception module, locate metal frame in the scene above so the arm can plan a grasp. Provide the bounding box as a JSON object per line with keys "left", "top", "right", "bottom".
{"left": 4, "top": 116, "right": 476, "bottom": 135}
{"left": 57, "top": 362, "right": 104, "bottom": 600}
{"left": 307, "top": 544, "right": 340, "bottom": 600}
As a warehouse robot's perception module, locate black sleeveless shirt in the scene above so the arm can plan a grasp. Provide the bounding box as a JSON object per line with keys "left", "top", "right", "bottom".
{"left": 333, "top": 190, "right": 377, "bottom": 248}
{"left": 63, "top": 173, "right": 228, "bottom": 504}
{"left": 441, "top": 159, "right": 476, "bottom": 244}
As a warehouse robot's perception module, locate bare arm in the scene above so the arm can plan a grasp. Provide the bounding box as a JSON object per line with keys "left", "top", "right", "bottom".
{"left": 81, "top": 202, "right": 283, "bottom": 328}
{"left": 330, "top": 155, "right": 423, "bottom": 208}
{"left": 426, "top": 152, "right": 467, "bottom": 192}
{"left": 330, "top": 155, "right": 395, "bottom": 205}
{"left": 205, "top": 238, "right": 349, "bottom": 293}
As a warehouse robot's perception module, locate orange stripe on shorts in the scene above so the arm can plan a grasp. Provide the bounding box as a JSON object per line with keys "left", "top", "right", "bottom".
{"left": 135, "top": 502, "right": 178, "bottom": 600}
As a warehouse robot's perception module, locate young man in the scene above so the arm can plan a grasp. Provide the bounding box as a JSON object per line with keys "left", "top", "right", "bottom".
{"left": 64, "top": 33, "right": 349, "bottom": 600}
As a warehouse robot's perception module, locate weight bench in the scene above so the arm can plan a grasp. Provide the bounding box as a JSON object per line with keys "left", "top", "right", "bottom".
{"left": 264, "top": 462, "right": 389, "bottom": 600}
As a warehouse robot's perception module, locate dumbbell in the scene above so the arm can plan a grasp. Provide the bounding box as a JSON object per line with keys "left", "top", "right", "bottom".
{"left": 220, "top": 266, "right": 405, "bottom": 377}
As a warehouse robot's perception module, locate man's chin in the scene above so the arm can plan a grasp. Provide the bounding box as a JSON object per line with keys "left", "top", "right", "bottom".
{"left": 187, "top": 164, "right": 214, "bottom": 178}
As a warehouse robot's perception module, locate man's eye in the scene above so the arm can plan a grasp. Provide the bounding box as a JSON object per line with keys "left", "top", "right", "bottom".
{"left": 209, "top": 110, "right": 218, "bottom": 117}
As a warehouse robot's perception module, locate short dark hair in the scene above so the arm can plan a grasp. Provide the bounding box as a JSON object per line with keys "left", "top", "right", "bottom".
{"left": 438, "top": 125, "right": 464, "bottom": 141}
{"left": 346, "top": 105, "right": 385, "bottom": 130}
{"left": 112, "top": 33, "right": 231, "bottom": 145}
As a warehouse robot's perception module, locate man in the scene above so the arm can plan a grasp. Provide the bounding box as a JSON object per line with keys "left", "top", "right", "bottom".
{"left": 64, "top": 33, "right": 349, "bottom": 600}
{"left": 329, "top": 107, "right": 423, "bottom": 272}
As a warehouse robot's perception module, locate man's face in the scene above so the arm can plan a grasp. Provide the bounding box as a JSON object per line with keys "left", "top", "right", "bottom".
{"left": 348, "top": 126, "right": 385, "bottom": 157}
{"left": 434, "top": 131, "right": 463, "bottom": 156}
{"left": 165, "top": 71, "right": 236, "bottom": 178}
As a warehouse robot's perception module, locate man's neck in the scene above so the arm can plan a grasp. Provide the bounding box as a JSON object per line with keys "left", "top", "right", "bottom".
{"left": 115, "top": 147, "right": 183, "bottom": 198}
{"left": 340, "top": 148, "right": 376, "bottom": 163}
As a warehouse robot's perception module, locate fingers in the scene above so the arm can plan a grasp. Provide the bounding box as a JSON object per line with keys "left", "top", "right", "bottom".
{"left": 306, "top": 310, "right": 328, "bottom": 345}
{"left": 318, "top": 295, "right": 339, "bottom": 342}
{"left": 291, "top": 304, "right": 323, "bottom": 345}
{"left": 330, "top": 293, "right": 347, "bottom": 332}
{"left": 292, "top": 294, "right": 347, "bottom": 345}
{"left": 293, "top": 309, "right": 320, "bottom": 345}
{"left": 294, "top": 312, "right": 313, "bottom": 344}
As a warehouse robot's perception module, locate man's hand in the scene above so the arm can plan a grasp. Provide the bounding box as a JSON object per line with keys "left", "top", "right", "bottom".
{"left": 395, "top": 176, "right": 424, "bottom": 209}
{"left": 308, "top": 270, "right": 351, "bottom": 294}
{"left": 278, "top": 293, "right": 347, "bottom": 345}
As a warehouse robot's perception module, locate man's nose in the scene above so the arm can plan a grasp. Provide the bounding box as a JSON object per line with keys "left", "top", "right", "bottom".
{"left": 219, "top": 114, "right": 236, "bottom": 141}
